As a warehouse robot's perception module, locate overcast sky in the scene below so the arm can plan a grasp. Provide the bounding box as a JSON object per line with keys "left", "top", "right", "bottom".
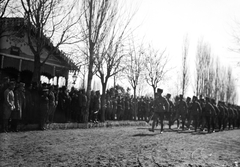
{"left": 118, "top": 0, "right": 240, "bottom": 102}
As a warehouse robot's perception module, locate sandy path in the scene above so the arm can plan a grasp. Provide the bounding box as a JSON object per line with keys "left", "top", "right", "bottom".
{"left": 0, "top": 126, "right": 240, "bottom": 167}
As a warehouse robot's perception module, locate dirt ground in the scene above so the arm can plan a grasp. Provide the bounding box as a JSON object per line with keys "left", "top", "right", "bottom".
{"left": 0, "top": 125, "right": 240, "bottom": 167}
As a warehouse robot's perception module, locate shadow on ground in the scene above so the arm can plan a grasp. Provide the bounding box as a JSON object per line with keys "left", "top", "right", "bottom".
{"left": 132, "top": 133, "right": 160, "bottom": 137}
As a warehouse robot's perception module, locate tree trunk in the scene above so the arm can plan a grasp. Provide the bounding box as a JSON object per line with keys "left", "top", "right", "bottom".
{"left": 153, "top": 86, "right": 156, "bottom": 99}
{"left": 32, "top": 54, "right": 41, "bottom": 86}
{"left": 182, "top": 78, "right": 185, "bottom": 96}
{"left": 100, "top": 83, "right": 106, "bottom": 122}
{"left": 84, "top": 47, "right": 94, "bottom": 123}
{"left": 85, "top": 70, "right": 93, "bottom": 123}
{"left": 133, "top": 86, "right": 137, "bottom": 120}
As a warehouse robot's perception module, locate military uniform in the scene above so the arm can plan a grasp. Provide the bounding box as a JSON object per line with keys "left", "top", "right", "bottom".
{"left": 11, "top": 83, "right": 26, "bottom": 132}
{"left": 178, "top": 95, "right": 188, "bottom": 131}
{"left": 227, "top": 104, "right": 234, "bottom": 130}
{"left": 48, "top": 87, "right": 56, "bottom": 123}
{"left": 186, "top": 97, "right": 192, "bottom": 130}
{"left": 150, "top": 89, "right": 169, "bottom": 133}
{"left": 190, "top": 96, "right": 201, "bottom": 132}
{"left": 210, "top": 99, "right": 218, "bottom": 132}
{"left": 166, "top": 94, "right": 174, "bottom": 129}
{"left": 79, "top": 90, "right": 87, "bottom": 123}
{"left": 217, "top": 101, "right": 226, "bottom": 131}
{"left": 39, "top": 89, "right": 49, "bottom": 130}
{"left": 203, "top": 98, "right": 216, "bottom": 133}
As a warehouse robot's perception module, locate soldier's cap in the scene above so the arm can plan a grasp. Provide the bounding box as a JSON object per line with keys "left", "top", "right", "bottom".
{"left": 19, "top": 82, "right": 25, "bottom": 87}
{"left": 166, "top": 93, "right": 171, "bottom": 97}
{"left": 157, "top": 88, "right": 163, "bottom": 93}
{"left": 4, "top": 77, "right": 9, "bottom": 80}
{"left": 211, "top": 98, "right": 216, "bottom": 103}
{"left": 42, "top": 89, "right": 49, "bottom": 92}
{"left": 49, "top": 85, "right": 54, "bottom": 90}
{"left": 192, "top": 96, "right": 197, "bottom": 99}
{"left": 9, "top": 81, "right": 15, "bottom": 85}
{"left": 187, "top": 97, "right": 191, "bottom": 100}
{"left": 179, "top": 94, "right": 183, "bottom": 98}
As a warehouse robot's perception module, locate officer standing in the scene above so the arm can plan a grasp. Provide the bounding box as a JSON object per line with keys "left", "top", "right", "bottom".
{"left": 186, "top": 97, "right": 192, "bottom": 130}
{"left": 166, "top": 93, "right": 174, "bottom": 129}
{"left": 178, "top": 95, "right": 188, "bottom": 131}
{"left": 39, "top": 89, "right": 49, "bottom": 130}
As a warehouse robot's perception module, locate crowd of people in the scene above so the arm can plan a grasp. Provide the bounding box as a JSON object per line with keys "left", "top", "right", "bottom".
{"left": 1, "top": 76, "right": 240, "bottom": 133}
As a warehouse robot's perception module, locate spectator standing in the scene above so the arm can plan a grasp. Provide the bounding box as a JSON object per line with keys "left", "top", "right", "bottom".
{"left": 48, "top": 86, "right": 56, "bottom": 123}
{"left": 39, "top": 89, "right": 49, "bottom": 130}
{"left": 11, "top": 82, "right": 26, "bottom": 132}
{"left": 2, "top": 81, "right": 15, "bottom": 133}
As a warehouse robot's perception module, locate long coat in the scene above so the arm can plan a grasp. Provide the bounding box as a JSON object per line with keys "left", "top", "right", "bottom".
{"left": 12, "top": 89, "right": 26, "bottom": 120}
{"left": 3, "top": 88, "right": 15, "bottom": 119}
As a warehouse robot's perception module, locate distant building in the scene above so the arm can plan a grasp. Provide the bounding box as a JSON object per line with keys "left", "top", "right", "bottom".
{"left": 0, "top": 17, "right": 78, "bottom": 86}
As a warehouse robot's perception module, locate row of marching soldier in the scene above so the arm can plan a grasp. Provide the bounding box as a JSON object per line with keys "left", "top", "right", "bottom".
{"left": 149, "top": 88, "right": 240, "bottom": 133}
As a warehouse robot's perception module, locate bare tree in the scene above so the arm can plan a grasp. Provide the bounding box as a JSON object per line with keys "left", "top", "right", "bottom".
{"left": 95, "top": 37, "right": 126, "bottom": 122}
{"left": 194, "top": 39, "right": 211, "bottom": 97}
{"left": 93, "top": 3, "right": 136, "bottom": 122}
{"left": 78, "top": 0, "right": 119, "bottom": 123}
{"left": 126, "top": 40, "right": 144, "bottom": 101}
{"left": 180, "top": 35, "right": 190, "bottom": 96}
{"left": 125, "top": 39, "right": 144, "bottom": 119}
{"left": 144, "top": 45, "right": 170, "bottom": 98}
{"left": 21, "top": 0, "right": 80, "bottom": 84}
{"left": 231, "top": 18, "right": 240, "bottom": 54}
{"left": 213, "top": 56, "right": 221, "bottom": 100}
{"left": 226, "top": 66, "right": 238, "bottom": 103}
{"left": 172, "top": 71, "right": 181, "bottom": 97}
{"left": 0, "top": 0, "right": 21, "bottom": 37}
{"left": 0, "top": 0, "right": 10, "bottom": 18}
{"left": 218, "top": 65, "right": 227, "bottom": 101}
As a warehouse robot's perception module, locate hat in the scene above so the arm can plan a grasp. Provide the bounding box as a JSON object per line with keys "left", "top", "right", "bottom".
{"left": 166, "top": 93, "right": 171, "bottom": 98}
{"left": 19, "top": 82, "right": 25, "bottom": 87}
{"left": 157, "top": 88, "right": 163, "bottom": 93}
{"left": 4, "top": 77, "right": 9, "bottom": 81}
{"left": 179, "top": 94, "right": 183, "bottom": 98}
{"left": 42, "top": 89, "right": 49, "bottom": 92}
{"left": 49, "top": 86, "right": 54, "bottom": 90}
{"left": 211, "top": 98, "right": 216, "bottom": 103}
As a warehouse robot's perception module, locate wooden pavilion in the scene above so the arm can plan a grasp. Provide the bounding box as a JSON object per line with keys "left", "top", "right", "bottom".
{"left": 0, "top": 17, "right": 78, "bottom": 86}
